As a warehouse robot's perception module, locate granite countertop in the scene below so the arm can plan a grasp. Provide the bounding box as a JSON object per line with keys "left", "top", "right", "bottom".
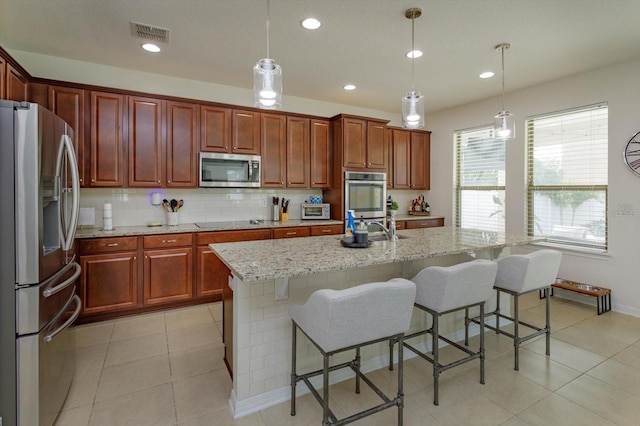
{"left": 393, "top": 214, "right": 444, "bottom": 221}
{"left": 210, "top": 226, "right": 540, "bottom": 282}
{"left": 74, "top": 219, "right": 344, "bottom": 239}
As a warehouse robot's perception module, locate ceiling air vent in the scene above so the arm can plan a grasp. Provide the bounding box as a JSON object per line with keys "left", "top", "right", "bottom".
{"left": 130, "top": 21, "right": 170, "bottom": 43}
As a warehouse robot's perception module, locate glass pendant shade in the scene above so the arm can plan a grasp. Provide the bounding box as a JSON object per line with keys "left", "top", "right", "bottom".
{"left": 254, "top": 58, "right": 282, "bottom": 109}
{"left": 494, "top": 110, "right": 515, "bottom": 140}
{"left": 402, "top": 90, "right": 424, "bottom": 129}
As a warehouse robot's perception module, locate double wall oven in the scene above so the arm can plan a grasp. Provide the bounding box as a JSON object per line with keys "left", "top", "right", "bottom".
{"left": 344, "top": 171, "right": 387, "bottom": 228}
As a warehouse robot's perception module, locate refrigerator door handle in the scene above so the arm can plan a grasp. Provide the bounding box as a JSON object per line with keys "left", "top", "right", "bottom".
{"left": 42, "top": 261, "right": 81, "bottom": 298}
{"left": 56, "top": 134, "right": 80, "bottom": 252}
{"left": 44, "top": 295, "right": 81, "bottom": 343}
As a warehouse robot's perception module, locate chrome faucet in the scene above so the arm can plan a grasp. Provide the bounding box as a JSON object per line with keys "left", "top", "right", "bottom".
{"left": 366, "top": 218, "right": 397, "bottom": 241}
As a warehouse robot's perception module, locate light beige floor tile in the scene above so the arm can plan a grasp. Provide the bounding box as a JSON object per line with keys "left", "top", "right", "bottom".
{"left": 178, "top": 405, "right": 265, "bottom": 425}
{"left": 208, "top": 302, "right": 223, "bottom": 322}
{"left": 587, "top": 358, "right": 640, "bottom": 397}
{"left": 173, "top": 369, "right": 232, "bottom": 422}
{"left": 553, "top": 324, "right": 630, "bottom": 357}
{"left": 104, "top": 332, "right": 168, "bottom": 367}
{"left": 169, "top": 342, "right": 226, "bottom": 381}
{"left": 167, "top": 322, "right": 220, "bottom": 352}
{"left": 556, "top": 374, "right": 640, "bottom": 426}
{"left": 111, "top": 312, "right": 166, "bottom": 341}
{"left": 89, "top": 383, "right": 176, "bottom": 426}
{"left": 63, "top": 368, "right": 101, "bottom": 409}
{"left": 74, "top": 343, "right": 108, "bottom": 373}
{"left": 95, "top": 353, "right": 171, "bottom": 402}
{"left": 260, "top": 392, "right": 346, "bottom": 426}
{"left": 54, "top": 404, "right": 92, "bottom": 426}
{"left": 456, "top": 360, "right": 550, "bottom": 414}
{"left": 523, "top": 337, "right": 606, "bottom": 372}
{"left": 492, "top": 349, "right": 582, "bottom": 391}
{"left": 515, "top": 393, "right": 614, "bottom": 425}
{"left": 499, "top": 417, "right": 529, "bottom": 426}
{"left": 375, "top": 356, "right": 434, "bottom": 394}
{"left": 611, "top": 344, "right": 640, "bottom": 369}
{"left": 165, "top": 305, "right": 214, "bottom": 331}
{"left": 573, "top": 311, "right": 640, "bottom": 344}
{"left": 73, "top": 322, "right": 114, "bottom": 349}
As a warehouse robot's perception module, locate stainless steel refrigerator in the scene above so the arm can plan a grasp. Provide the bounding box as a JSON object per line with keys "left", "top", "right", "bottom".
{"left": 0, "top": 101, "right": 82, "bottom": 426}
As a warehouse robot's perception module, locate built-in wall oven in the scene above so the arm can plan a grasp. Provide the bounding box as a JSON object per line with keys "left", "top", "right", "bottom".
{"left": 344, "top": 171, "right": 387, "bottom": 220}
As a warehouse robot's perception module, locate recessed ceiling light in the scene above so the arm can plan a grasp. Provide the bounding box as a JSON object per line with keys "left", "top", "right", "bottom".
{"left": 343, "top": 84, "right": 356, "bottom": 91}
{"left": 301, "top": 18, "right": 321, "bottom": 30}
{"left": 406, "top": 50, "right": 423, "bottom": 59}
{"left": 142, "top": 43, "right": 161, "bottom": 53}
{"left": 479, "top": 71, "right": 494, "bottom": 79}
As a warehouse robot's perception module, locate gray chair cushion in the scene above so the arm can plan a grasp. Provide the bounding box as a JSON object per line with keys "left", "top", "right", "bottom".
{"left": 412, "top": 259, "right": 498, "bottom": 313}
{"left": 494, "top": 249, "right": 562, "bottom": 294}
{"left": 289, "top": 278, "right": 416, "bottom": 353}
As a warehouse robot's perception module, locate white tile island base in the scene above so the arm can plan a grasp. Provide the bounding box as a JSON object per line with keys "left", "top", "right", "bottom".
{"left": 210, "top": 228, "right": 540, "bottom": 418}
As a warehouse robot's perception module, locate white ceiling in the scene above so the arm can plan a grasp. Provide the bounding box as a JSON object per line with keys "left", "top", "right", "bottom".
{"left": 2, "top": 0, "right": 640, "bottom": 114}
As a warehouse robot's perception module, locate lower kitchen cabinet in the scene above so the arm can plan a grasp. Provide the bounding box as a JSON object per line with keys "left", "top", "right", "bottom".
{"left": 405, "top": 217, "right": 444, "bottom": 228}
{"left": 310, "top": 224, "right": 343, "bottom": 236}
{"left": 143, "top": 234, "right": 193, "bottom": 305}
{"left": 272, "top": 226, "right": 311, "bottom": 239}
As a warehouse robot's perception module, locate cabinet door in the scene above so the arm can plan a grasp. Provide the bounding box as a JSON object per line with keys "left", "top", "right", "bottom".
{"left": 272, "top": 227, "right": 311, "bottom": 239}
{"left": 260, "top": 113, "right": 286, "bottom": 187}
{"left": 310, "top": 224, "right": 343, "bottom": 236}
{"left": 90, "top": 91, "right": 125, "bottom": 187}
{"left": 406, "top": 217, "right": 443, "bottom": 228}
{"left": 0, "top": 55, "right": 5, "bottom": 99}
{"left": 196, "top": 246, "right": 224, "bottom": 298}
{"left": 80, "top": 252, "right": 138, "bottom": 314}
{"left": 166, "top": 101, "right": 198, "bottom": 187}
{"left": 410, "top": 131, "right": 431, "bottom": 189}
{"left": 144, "top": 247, "right": 193, "bottom": 305}
{"left": 6, "top": 64, "right": 27, "bottom": 102}
{"left": 128, "top": 96, "right": 164, "bottom": 187}
{"left": 366, "top": 121, "right": 387, "bottom": 169}
{"left": 393, "top": 129, "right": 411, "bottom": 189}
{"left": 286, "top": 116, "right": 309, "bottom": 188}
{"left": 386, "top": 128, "right": 393, "bottom": 189}
{"left": 200, "top": 105, "right": 231, "bottom": 152}
{"left": 310, "top": 119, "right": 331, "bottom": 188}
{"left": 28, "top": 82, "right": 48, "bottom": 108}
{"left": 232, "top": 109, "right": 260, "bottom": 154}
{"left": 49, "top": 86, "right": 87, "bottom": 186}
{"left": 342, "top": 118, "right": 367, "bottom": 168}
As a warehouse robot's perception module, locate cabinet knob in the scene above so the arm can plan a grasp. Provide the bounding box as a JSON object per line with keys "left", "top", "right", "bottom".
{"left": 158, "top": 180, "right": 161, "bottom": 183}
{"left": 92, "top": 178, "right": 95, "bottom": 182}
{"left": 286, "top": 232, "right": 297, "bottom": 235}
{"left": 133, "top": 256, "right": 137, "bottom": 260}
{"left": 162, "top": 239, "right": 177, "bottom": 243}
{"left": 167, "top": 180, "right": 171, "bottom": 183}
{"left": 322, "top": 229, "right": 331, "bottom": 233}
{"left": 105, "top": 243, "right": 119, "bottom": 247}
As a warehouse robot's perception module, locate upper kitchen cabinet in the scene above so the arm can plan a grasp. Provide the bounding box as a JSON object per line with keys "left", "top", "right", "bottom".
{"left": 166, "top": 101, "right": 198, "bottom": 187}
{"left": 390, "top": 128, "right": 411, "bottom": 189}
{"left": 332, "top": 115, "right": 389, "bottom": 171}
{"left": 6, "top": 63, "right": 28, "bottom": 102}
{"left": 232, "top": 109, "right": 261, "bottom": 155}
{"left": 128, "top": 96, "right": 164, "bottom": 187}
{"left": 409, "top": 130, "right": 431, "bottom": 190}
{"left": 49, "top": 86, "right": 87, "bottom": 186}
{"left": 200, "top": 105, "right": 231, "bottom": 152}
{"left": 90, "top": 91, "right": 126, "bottom": 187}
{"left": 0, "top": 55, "right": 6, "bottom": 99}
{"left": 260, "top": 113, "right": 286, "bottom": 187}
{"left": 286, "top": 116, "right": 310, "bottom": 188}
{"left": 310, "top": 119, "right": 331, "bottom": 188}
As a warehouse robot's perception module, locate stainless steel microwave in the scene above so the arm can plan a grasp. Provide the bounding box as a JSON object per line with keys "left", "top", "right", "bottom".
{"left": 199, "top": 152, "right": 261, "bottom": 188}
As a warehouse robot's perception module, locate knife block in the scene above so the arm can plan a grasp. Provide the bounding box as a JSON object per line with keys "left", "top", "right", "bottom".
{"left": 280, "top": 208, "right": 289, "bottom": 222}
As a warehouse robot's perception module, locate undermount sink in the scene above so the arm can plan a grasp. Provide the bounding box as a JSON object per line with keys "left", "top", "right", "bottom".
{"left": 368, "top": 234, "right": 409, "bottom": 242}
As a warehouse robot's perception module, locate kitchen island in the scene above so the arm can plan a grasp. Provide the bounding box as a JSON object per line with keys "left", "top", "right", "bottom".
{"left": 209, "top": 226, "right": 539, "bottom": 418}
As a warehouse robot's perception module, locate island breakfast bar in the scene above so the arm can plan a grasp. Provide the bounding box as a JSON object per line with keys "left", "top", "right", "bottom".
{"left": 210, "top": 227, "right": 539, "bottom": 418}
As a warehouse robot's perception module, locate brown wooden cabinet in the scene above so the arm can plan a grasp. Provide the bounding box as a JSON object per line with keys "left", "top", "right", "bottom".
{"left": 272, "top": 226, "right": 311, "bottom": 239}
{"left": 49, "top": 86, "right": 87, "bottom": 186}
{"left": 260, "top": 113, "right": 286, "bottom": 187}
{"left": 143, "top": 234, "right": 193, "bottom": 305}
{"left": 332, "top": 115, "right": 388, "bottom": 171}
{"left": 6, "top": 63, "right": 27, "bottom": 102}
{"left": 200, "top": 105, "right": 231, "bottom": 152}
{"left": 128, "top": 96, "right": 164, "bottom": 187}
{"left": 410, "top": 131, "right": 431, "bottom": 189}
{"left": 391, "top": 129, "right": 411, "bottom": 189}
{"left": 90, "top": 91, "right": 126, "bottom": 187}
{"left": 286, "top": 116, "right": 310, "bottom": 187}
{"left": 0, "top": 55, "right": 6, "bottom": 99}
{"left": 310, "top": 224, "right": 343, "bottom": 236}
{"left": 386, "top": 127, "right": 431, "bottom": 190}
{"left": 79, "top": 237, "right": 139, "bottom": 314}
{"left": 340, "top": 117, "right": 367, "bottom": 169}
{"left": 232, "top": 109, "right": 261, "bottom": 155}
{"left": 405, "top": 217, "right": 444, "bottom": 228}
{"left": 166, "top": 100, "right": 198, "bottom": 187}
{"left": 310, "top": 119, "right": 331, "bottom": 188}
{"left": 367, "top": 121, "right": 387, "bottom": 169}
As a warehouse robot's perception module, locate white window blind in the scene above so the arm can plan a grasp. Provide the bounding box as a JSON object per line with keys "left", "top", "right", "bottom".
{"left": 526, "top": 103, "right": 608, "bottom": 251}
{"left": 455, "top": 126, "right": 505, "bottom": 232}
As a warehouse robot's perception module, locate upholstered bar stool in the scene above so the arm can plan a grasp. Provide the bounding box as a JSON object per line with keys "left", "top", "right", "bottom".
{"left": 472, "top": 249, "right": 562, "bottom": 371}
{"left": 290, "top": 279, "right": 416, "bottom": 426}
{"left": 395, "top": 259, "right": 498, "bottom": 406}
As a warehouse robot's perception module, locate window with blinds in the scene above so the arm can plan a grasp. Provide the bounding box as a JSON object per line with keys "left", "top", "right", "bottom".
{"left": 526, "top": 103, "right": 608, "bottom": 251}
{"left": 454, "top": 126, "right": 505, "bottom": 232}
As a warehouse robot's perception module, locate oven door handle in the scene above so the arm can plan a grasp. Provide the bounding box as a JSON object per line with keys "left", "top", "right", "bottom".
{"left": 43, "top": 262, "right": 81, "bottom": 298}
{"left": 44, "top": 295, "right": 81, "bottom": 343}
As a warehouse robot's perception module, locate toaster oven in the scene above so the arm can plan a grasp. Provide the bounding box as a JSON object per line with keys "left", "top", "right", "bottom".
{"left": 301, "top": 203, "right": 330, "bottom": 220}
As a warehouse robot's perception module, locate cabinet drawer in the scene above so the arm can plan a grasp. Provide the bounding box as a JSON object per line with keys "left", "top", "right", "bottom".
{"left": 310, "top": 224, "right": 343, "bottom": 236}
{"left": 143, "top": 233, "right": 193, "bottom": 249}
{"left": 272, "top": 227, "right": 311, "bottom": 239}
{"left": 197, "top": 229, "right": 272, "bottom": 245}
{"left": 80, "top": 237, "right": 138, "bottom": 254}
{"left": 406, "top": 218, "right": 444, "bottom": 229}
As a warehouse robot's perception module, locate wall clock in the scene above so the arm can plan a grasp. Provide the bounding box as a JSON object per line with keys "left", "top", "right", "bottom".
{"left": 624, "top": 131, "right": 640, "bottom": 176}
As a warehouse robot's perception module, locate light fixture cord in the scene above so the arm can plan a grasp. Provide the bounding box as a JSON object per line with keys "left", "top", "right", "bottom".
{"left": 266, "top": 0, "right": 271, "bottom": 58}
{"left": 501, "top": 45, "right": 505, "bottom": 111}
{"left": 411, "top": 12, "right": 415, "bottom": 92}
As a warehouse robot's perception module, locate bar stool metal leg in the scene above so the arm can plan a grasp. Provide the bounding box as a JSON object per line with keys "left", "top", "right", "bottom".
{"left": 389, "top": 338, "right": 395, "bottom": 371}
{"left": 480, "top": 303, "right": 485, "bottom": 385}
{"left": 432, "top": 313, "right": 440, "bottom": 406}
{"left": 514, "top": 294, "right": 520, "bottom": 371}
{"left": 464, "top": 307, "right": 470, "bottom": 346}
{"left": 291, "top": 322, "right": 297, "bottom": 416}
{"left": 323, "top": 354, "right": 330, "bottom": 426}
{"left": 545, "top": 287, "right": 551, "bottom": 355}
{"left": 355, "top": 347, "right": 361, "bottom": 394}
{"left": 397, "top": 335, "right": 404, "bottom": 426}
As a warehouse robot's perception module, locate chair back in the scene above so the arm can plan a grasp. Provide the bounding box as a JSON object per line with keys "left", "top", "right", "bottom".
{"left": 495, "top": 249, "right": 562, "bottom": 293}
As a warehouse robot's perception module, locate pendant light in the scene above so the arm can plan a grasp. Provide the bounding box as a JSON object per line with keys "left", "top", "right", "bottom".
{"left": 254, "top": 0, "right": 282, "bottom": 109}
{"left": 494, "top": 43, "right": 514, "bottom": 140}
{"left": 402, "top": 7, "right": 424, "bottom": 129}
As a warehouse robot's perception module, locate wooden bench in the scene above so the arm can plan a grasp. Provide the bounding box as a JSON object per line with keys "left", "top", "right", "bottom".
{"left": 540, "top": 279, "right": 611, "bottom": 315}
